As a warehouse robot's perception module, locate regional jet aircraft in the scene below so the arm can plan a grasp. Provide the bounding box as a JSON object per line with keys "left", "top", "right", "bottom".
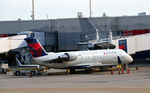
{"left": 24, "top": 37, "right": 133, "bottom": 73}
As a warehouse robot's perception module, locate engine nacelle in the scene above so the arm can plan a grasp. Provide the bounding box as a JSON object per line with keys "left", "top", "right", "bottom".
{"left": 64, "top": 53, "right": 78, "bottom": 61}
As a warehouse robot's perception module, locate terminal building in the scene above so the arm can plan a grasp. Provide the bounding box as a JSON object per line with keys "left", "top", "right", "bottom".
{"left": 0, "top": 15, "right": 150, "bottom": 52}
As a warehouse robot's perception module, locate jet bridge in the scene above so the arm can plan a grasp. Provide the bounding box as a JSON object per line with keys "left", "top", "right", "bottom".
{"left": 78, "top": 18, "right": 150, "bottom": 55}
{"left": 112, "top": 33, "right": 150, "bottom": 55}
{"left": 0, "top": 35, "right": 27, "bottom": 53}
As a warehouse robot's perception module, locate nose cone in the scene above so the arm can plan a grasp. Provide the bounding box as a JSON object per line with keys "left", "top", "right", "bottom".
{"left": 127, "top": 55, "right": 133, "bottom": 63}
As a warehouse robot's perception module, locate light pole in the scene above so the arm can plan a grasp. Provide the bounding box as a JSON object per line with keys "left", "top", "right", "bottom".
{"left": 31, "top": 0, "right": 35, "bottom": 20}
{"left": 89, "top": 0, "right": 92, "bottom": 18}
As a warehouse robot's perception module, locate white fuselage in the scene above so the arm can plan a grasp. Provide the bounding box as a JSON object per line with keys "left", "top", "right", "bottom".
{"left": 32, "top": 49, "right": 133, "bottom": 69}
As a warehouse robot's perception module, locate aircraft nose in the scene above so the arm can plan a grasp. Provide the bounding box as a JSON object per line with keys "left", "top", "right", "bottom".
{"left": 128, "top": 55, "right": 133, "bottom": 63}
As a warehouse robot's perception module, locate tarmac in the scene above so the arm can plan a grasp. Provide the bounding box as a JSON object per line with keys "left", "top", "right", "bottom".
{"left": 0, "top": 65, "right": 150, "bottom": 93}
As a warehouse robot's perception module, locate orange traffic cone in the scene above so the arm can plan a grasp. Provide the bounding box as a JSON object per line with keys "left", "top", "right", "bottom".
{"left": 111, "top": 70, "right": 114, "bottom": 75}
{"left": 127, "top": 68, "right": 130, "bottom": 74}
{"left": 30, "top": 72, "right": 32, "bottom": 77}
{"left": 136, "top": 66, "right": 138, "bottom": 70}
{"left": 122, "top": 68, "right": 124, "bottom": 74}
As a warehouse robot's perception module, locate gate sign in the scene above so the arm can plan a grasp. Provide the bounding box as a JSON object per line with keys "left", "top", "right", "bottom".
{"left": 119, "top": 39, "right": 127, "bottom": 52}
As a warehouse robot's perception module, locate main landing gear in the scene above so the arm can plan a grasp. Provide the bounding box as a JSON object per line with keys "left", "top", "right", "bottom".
{"left": 66, "top": 68, "right": 93, "bottom": 74}
{"left": 66, "top": 68, "right": 76, "bottom": 74}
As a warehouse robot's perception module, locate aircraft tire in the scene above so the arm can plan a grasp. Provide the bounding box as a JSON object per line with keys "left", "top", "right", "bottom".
{"left": 122, "top": 64, "right": 127, "bottom": 69}
{"left": 70, "top": 69, "right": 75, "bottom": 74}
{"left": 85, "top": 69, "right": 93, "bottom": 74}
{"left": 31, "top": 71, "right": 36, "bottom": 75}
{"left": 16, "top": 71, "right": 20, "bottom": 76}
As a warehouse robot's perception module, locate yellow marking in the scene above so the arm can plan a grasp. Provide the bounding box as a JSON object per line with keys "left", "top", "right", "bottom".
{"left": 117, "top": 65, "right": 122, "bottom": 69}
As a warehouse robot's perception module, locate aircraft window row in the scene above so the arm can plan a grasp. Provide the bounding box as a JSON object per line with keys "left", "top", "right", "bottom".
{"left": 104, "top": 51, "right": 117, "bottom": 55}
{"left": 79, "top": 52, "right": 116, "bottom": 61}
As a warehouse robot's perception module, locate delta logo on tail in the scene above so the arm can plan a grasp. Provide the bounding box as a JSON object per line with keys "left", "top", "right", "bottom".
{"left": 119, "top": 39, "right": 127, "bottom": 53}
{"left": 25, "top": 37, "right": 47, "bottom": 57}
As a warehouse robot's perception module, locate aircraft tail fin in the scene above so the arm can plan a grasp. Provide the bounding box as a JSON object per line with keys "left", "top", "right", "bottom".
{"left": 24, "top": 37, "right": 48, "bottom": 57}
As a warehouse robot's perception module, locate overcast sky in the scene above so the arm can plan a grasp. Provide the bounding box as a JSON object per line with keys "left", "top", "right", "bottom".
{"left": 0, "top": 0, "right": 150, "bottom": 21}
